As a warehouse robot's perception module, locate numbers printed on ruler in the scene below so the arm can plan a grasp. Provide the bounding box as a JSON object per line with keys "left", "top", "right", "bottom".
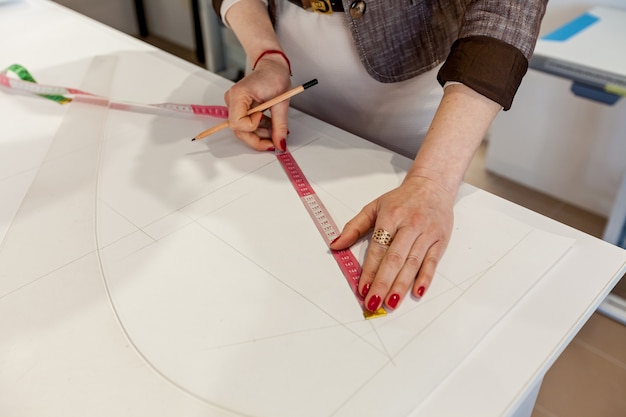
{"left": 336, "top": 251, "right": 360, "bottom": 285}
{"left": 1, "top": 64, "right": 231, "bottom": 117}
{"left": 303, "top": 195, "right": 337, "bottom": 242}
{"left": 275, "top": 151, "right": 386, "bottom": 318}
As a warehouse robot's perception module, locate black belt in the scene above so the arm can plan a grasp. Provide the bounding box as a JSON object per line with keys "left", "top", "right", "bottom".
{"left": 287, "top": 0, "right": 344, "bottom": 14}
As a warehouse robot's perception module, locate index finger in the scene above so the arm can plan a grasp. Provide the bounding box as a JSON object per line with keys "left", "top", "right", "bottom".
{"left": 269, "top": 99, "right": 290, "bottom": 152}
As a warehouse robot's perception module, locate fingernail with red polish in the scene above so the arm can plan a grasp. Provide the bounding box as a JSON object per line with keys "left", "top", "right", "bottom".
{"left": 387, "top": 293, "right": 400, "bottom": 309}
{"left": 361, "top": 283, "right": 370, "bottom": 297}
{"left": 330, "top": 235, "right": 341, "bottom": 245}
{"left": 417, "top": 286, "right": 426, "bottom": 297}
{"left": 266, "top": 146, "right": 276, "bottom": 152}
{"left": 367, "top": 295, "right": 381, "bottom": 312}
{"left": 280, "top": 138, "right": 287, "bottom": 152}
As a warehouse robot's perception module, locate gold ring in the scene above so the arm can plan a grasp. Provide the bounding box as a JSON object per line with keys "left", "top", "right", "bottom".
{"left": 372, "top": 229, "right": 393, "bottom": 246}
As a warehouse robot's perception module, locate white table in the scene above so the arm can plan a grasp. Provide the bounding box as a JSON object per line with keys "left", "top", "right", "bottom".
{"left": 1, "top": 1, "right": 626, "bottom": 416}
{"left": 489, "top": 5, "right": 626, "bottom": 324}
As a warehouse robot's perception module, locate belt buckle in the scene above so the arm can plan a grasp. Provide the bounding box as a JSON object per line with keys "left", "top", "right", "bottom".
{"left": 311, "top": 0, "right": 333, "bottom": 14}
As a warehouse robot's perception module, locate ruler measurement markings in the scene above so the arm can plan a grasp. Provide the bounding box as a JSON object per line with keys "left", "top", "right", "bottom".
{"left": 276, "top": 151, "right": 385, "bottom": 318}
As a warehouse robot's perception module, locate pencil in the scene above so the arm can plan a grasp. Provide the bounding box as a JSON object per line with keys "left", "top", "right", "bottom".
{"left": 191, "top": 79, "right": 318, "bottom": 141}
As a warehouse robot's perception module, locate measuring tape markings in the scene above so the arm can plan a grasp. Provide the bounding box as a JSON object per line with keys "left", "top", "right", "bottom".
{"left": 1, "top": 64, "right": 385, "bottom": 319}
{"left": 276, "top": 151, "right": 386, "bottom": 319}
{"left": 0, "top": 64, "right": 229, "bottom": 117}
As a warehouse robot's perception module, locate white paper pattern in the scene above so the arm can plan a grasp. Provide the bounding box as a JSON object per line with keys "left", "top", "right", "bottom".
{"left": 0, "top": 53, "right": 575, "bottom": 417}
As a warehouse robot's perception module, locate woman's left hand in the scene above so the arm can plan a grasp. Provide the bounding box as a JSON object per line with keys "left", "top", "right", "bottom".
{"left": 329, "top": 174, "right": 455, "bottom": 312}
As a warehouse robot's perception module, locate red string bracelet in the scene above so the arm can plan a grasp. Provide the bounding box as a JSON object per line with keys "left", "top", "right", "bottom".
{"left": 252, "top": 49, "right": 292, "bottom": 76}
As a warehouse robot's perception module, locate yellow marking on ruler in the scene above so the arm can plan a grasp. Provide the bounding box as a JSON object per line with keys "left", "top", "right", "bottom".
{"left": 364, "top": 307, "right": 387, "bottom": 320}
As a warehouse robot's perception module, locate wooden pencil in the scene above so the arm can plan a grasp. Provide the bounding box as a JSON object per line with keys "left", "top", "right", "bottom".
{"left": 191, "top": 79, "right": 318, "bottom": 141}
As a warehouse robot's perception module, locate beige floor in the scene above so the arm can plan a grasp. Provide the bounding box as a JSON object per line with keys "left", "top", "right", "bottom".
{"left": 145, "top": 32, "right": 626, "bottom": 416}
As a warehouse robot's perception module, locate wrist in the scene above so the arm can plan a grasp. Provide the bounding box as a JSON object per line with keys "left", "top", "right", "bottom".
{"left": 404, "top": 165, "right": 460, "bottom": 199}
{"left": 252, "top": 49, "right": 292, "bottom": 76}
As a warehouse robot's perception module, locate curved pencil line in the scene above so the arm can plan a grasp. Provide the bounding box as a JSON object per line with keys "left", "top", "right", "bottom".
{"left": 91, "top": 95, "right": 251, "bottom": 417}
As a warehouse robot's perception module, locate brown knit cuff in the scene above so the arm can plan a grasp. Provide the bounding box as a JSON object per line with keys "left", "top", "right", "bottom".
{"left": 437, "top": 36, "right": 528, "bottom": 110}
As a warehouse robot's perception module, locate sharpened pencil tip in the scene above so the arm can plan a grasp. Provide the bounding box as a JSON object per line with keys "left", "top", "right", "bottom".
{"left": 191, "top": 138, "right": 196, "bottom": 141}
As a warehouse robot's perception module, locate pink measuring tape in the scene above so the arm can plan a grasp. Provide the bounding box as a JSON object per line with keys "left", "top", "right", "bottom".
{"left": 276, "top": 152, "right": 386, "bottom": 319}
{"left": 0, "top": 64, "right": 229, "bottom": 117}
{"left": 1, "top": 64, "right": 386, "bottom": 319}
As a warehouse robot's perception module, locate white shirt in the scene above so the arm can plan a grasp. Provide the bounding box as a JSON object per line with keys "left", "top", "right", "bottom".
{"left": 222, "top": 0, "right": 444, "bottom": 158}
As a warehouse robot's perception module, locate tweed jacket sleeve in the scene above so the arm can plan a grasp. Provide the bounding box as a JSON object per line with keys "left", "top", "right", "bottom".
{"left": 341, "top": 0, "right": 547, "bottom": 110}
{"left": 437, "top": 0, "right": 548, "bottom": 110}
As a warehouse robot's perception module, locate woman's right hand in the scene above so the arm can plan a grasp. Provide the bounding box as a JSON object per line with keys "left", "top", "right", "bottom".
{"left": 223, "top": 52, "right": 292, "bottom": 152}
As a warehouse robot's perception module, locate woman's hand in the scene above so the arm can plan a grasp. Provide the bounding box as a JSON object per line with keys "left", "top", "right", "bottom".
{"left": 220, "top": 0, "right": 292, "bottom": 152}
{"left": 223, "top": 55, "right": 292, "bottom": 152}
{"left": 332, "top": 83, "right": 501, "bottom": 312}
{"left": 330, "top": 174, "right": 455, "bottom": 312}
